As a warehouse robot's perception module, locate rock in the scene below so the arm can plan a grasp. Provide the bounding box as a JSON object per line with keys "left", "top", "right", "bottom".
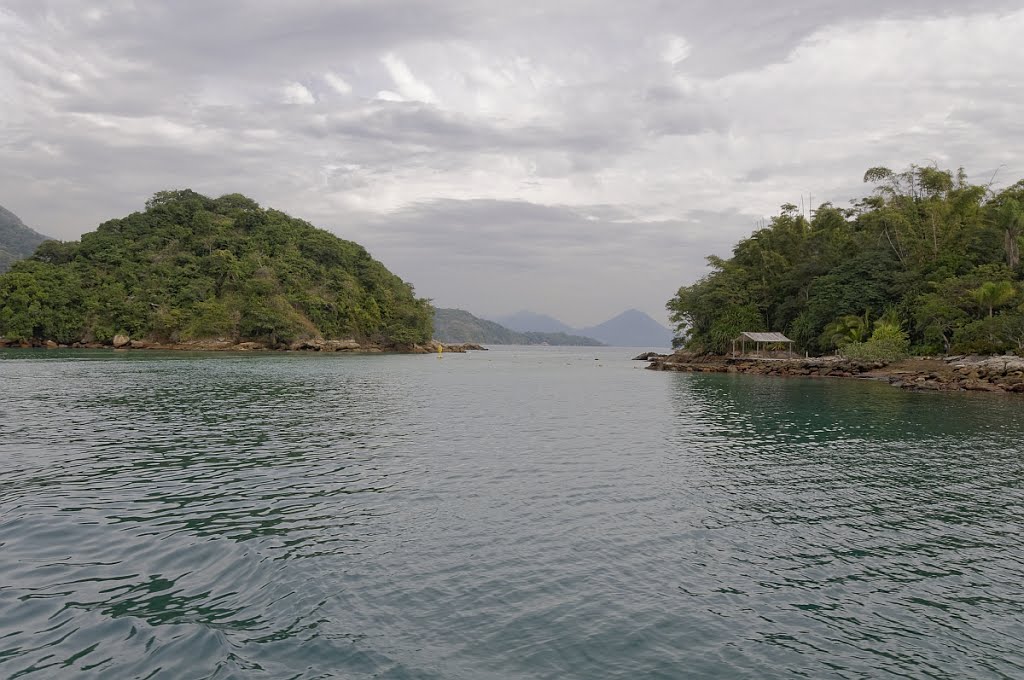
{"left": 233, "top": 341, "right": 266, "bottom": 351}
{"left": 633, "top": 351, "right": 666, "bottom": 360}
{"left": 112, "top": 334, "right": 130, "bottom": 348}
{"left": 289, "top": 338, "right": 324, "bottom": 351}
{"left": 963, "top": 379, "right": 1001, "bottom": 392}
{"left": 441, "top": 343, "right": 486, "bottom": 352}
{"left": 323, "top": 339, "right": 363, "bottom": 351}
{"left": 45, "top": 340, "right": 58, "bottom": 349}
{"left": 129, "top": 340, "right": 147, "bottom": 349}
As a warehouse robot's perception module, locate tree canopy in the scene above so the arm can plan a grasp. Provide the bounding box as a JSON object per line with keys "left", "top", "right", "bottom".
{"left": 667, "top": 165, "right": 1024, "bottom": 356}
{"left": 0, "top": 190, "right": 433, "bottom": 346}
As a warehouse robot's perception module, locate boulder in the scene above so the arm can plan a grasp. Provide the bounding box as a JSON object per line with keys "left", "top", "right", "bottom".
{"left": 45, "top": 340, "right": 58, "bottom": 349}
{"left": 112, "top": 334, "right": 130, "bottom": 348}
{"left": 129, "top": 340, "right": 148, "bottom": 349}
{"left": 963, "top": 379, "right": 1001, "bottom": 392}
{"left": 633, "top": 351, "right": 666, "bottom": 360}
{"left": 289, "top": 338, "right": 324, "bottom": 351}
{"left": 442, "top": 343, "right": 486, "bottom": 352}
{"left": 323, "top": 339, "right": 363, "bottom": 351}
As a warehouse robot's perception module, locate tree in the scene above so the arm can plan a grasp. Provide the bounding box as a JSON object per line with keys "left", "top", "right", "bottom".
{"left": 0, "top": 190, "right": 434, "bottom": 346}
{"left": 821, "top": 313, "right": 869, "bottom": 350}
{"left": 666, "top": 164, "right": 1023, "bottom": 356}
{"left": 971, "top": 280, "right": 1016, "bottom": 318}
{"left": 996, "top": 198, "right": 1024, "bottom": 269}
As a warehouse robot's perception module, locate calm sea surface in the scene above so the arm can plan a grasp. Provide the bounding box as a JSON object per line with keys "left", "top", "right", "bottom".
{"left": 1, "top": 346, "right": 1022, "bottom": 679}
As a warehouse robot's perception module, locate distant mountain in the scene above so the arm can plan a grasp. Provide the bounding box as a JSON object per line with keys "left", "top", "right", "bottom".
{"left": 492, "top": 310, "right": 574, "bottom": 334}
{"left": 0, "top": 204, "right": 50, "bottom": 273}
{"left": 488, "top": 307, "right": 674, "bottom": 348}
{"left": 577, "top": 309, "right": 673, "bottom": 348}
{"left": 434, "top": 308, "right": 603, "bottom": 346}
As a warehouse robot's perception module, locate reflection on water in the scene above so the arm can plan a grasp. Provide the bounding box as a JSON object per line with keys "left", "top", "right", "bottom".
{"left": 670, "top": 374, "right": 1024, "bottom": 678}
{"left": 1, "top": 349, "right": 1022, "bottom": 679}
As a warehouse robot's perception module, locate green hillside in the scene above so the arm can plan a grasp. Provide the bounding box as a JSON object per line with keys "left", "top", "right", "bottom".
{"left": 434, "top": 308, "right": 603, "bottom": 345}
{"left": 0, "top": 204, "right": 49, "bottom": 273}
{"left": 668, "top": 165, "right": 1024, "bottom": 357}
{"left": 0, "top": 190, "right": 433, "bottom": 347}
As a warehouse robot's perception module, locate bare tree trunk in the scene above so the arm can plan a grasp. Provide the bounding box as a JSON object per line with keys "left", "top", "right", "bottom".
{"left": 1005, "top": 228, "right": 1020, "bottom": 269}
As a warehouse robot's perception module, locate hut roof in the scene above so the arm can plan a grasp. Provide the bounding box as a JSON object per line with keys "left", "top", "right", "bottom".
{"left": 736, "top": 332, "right": 793, "bottom": 343}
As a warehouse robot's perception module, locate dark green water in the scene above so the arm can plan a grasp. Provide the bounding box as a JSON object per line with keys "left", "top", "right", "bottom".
{"left": 1, "top": 347, "right": 1022, "bottom": 679}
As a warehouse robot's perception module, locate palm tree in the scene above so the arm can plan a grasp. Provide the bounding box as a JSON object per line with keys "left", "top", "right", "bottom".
{"left": 972, "top": 281, "right": 1017, "bottom": 318}
{"left": 823, "top": 312, "right": 869, "bottom": 349}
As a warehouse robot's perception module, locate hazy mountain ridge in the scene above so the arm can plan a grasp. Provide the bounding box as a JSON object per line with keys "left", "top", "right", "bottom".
{"left": 0, "top": 204, "right": 50, "bottom": 273}
{"left": 434, "top": 308, "right": 603, "bottom": 345}
{"left": 491, "top": 310, "right": 574, "bottom": 334}
{"left": 491, "top": 308, "right": 673, "bottom": 347}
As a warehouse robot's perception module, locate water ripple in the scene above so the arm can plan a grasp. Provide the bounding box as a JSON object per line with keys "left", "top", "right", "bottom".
{"left": 1, "top": 349, "right": 1023, "bottom": 678}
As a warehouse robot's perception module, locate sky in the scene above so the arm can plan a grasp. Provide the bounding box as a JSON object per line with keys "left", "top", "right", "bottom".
{"left": 2, "top": 1, "right": 1023, "bottom": 327}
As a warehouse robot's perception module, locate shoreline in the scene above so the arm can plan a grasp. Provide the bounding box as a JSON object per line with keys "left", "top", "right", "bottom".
{"left": 646, "top": 352, "right": 1024, "bottom": 394}
{"left": 0, "top": 337, "right": 486, "bottom": 354}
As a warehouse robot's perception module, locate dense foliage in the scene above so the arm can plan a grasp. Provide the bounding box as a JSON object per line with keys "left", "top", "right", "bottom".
{"left": 0, "top": 190, "right": 433, "bottom": 346}
{"left": 434, "top": 308, "right": 604, "bottom": 345}
{"left": 0, "top": 205, "right": 49, "bottom": 273}
{"left": 668, "top": 165, "right": 1024, "bottom": 356}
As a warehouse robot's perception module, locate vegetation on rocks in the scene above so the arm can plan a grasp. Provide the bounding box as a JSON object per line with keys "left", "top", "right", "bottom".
{"left": 0, "top": 190, "right": 433, "bottom": 347}
{"left": 668, "top": 165, "right": 1024, "bottom": 356}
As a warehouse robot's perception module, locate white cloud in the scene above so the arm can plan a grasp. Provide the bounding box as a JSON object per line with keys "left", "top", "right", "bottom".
{"left": 661, "top": 35, "right": 691, "bottom": 65}
{"left": 323, "top": 72, "right": 352, "bottom": 95}
{"left": 2, "top": 1, "right": 1023, "bottom": 322}
{"left": 381, "top": 52, "right": 437, "bottom": 104}
{"left": 281, "top": 82, "right": 315, "bottom": 105}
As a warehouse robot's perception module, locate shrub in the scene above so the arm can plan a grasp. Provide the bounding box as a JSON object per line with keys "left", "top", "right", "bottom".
{"left": 841, "top": 322, "right": 909, "bottom": 362}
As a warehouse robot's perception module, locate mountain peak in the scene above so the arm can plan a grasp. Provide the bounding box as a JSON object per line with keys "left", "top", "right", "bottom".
{"left": 491, "top": 310, "right": 573, "bottom": 334}
{"left": 0, "top": 204, "right": 51, "bottom": 273}
{"left": 486, "top": 307, "right": 673, "bottom": 348}
{"left": 577, "top": 309, "right": 673, "bottom": 348}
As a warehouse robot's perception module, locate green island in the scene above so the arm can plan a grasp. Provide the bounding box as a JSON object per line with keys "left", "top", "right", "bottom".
{"left": 0, "top": 190, "right": 434, "bottom": 351}
{"left": 652, "top": 165, "right": 1024, "bottom": 393}
{"left": 433, "top": 308, "right": 604, "bottom": 346}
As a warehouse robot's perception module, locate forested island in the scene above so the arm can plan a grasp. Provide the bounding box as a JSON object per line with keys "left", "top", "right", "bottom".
{"left": 668, "top": 165, "right": 1024, "bottom": 359}
{"left": 433, "top": 308, "right": 604, "bottom": 346}
{"left": 0, "top": 190, "right": 434, "bottom": 350}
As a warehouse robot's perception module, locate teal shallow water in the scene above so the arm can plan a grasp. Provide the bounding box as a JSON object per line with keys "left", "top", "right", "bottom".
{"left": 1, "top": 346, "right": 1022, "bottom": 679}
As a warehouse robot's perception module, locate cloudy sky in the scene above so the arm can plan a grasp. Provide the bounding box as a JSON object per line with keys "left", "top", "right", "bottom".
{"left": 2, "top": 1, "right": 1023, "bottom": 326}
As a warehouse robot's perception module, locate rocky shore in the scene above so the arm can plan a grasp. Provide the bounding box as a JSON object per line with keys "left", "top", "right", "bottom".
{"left": 647, "top": 351, "right": 1024, "bottom": 394}
{"left": 0, "top": 335, "right": 487, "bottom": 354}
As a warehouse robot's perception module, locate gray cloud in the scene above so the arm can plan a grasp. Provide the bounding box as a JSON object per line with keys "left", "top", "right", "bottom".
{"left": 1, "top": 1, "right": 1023, "bottom": 325}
